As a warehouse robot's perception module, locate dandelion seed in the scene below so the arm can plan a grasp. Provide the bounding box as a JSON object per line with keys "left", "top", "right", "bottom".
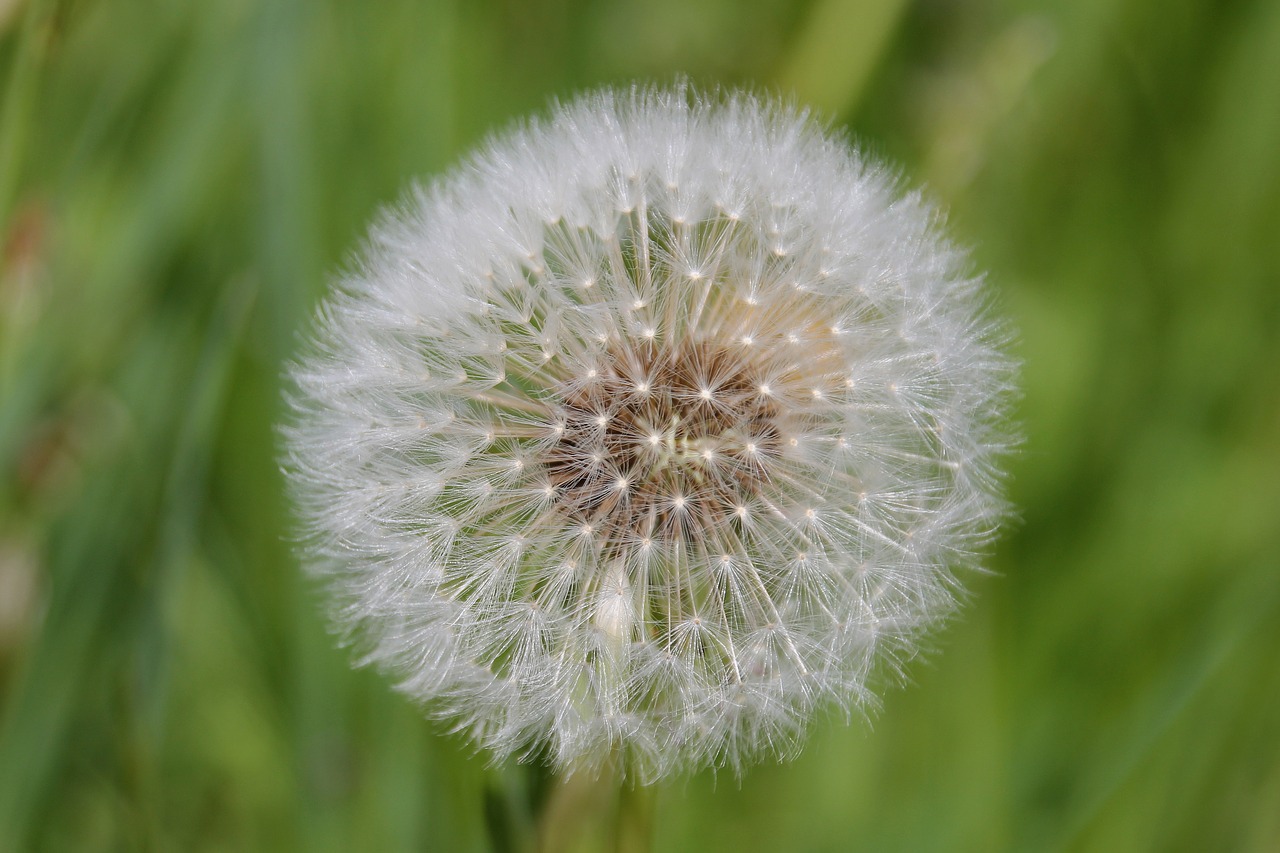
{"left": 283, "top": 85, "right": 1017, "bottom": 783}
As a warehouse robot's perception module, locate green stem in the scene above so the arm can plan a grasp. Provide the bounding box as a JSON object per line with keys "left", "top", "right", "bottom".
{"left": 613, "top": 782, "right": 655, "bottom": 853}
{"left": 533, "top": 761, "right": 657, "bottom": 853}
{"left": 535, "top": 767, "right": 613, "bottom": 853}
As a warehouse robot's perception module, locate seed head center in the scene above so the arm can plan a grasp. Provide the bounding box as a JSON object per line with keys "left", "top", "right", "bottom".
{"left": 544, "top": 340, "right": 782, "bottom": 542}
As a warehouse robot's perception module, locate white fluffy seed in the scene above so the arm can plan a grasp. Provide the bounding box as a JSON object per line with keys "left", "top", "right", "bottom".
{"left": 283, "top": 85, "right": 1017, "bottom": 783}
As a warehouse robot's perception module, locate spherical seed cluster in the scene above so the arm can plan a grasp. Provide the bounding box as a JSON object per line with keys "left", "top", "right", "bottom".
{"left": 284, "top": 87, "right": 1016, "bottom": 781}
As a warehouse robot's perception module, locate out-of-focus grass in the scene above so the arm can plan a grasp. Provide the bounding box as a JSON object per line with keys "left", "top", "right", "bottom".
{"left": 1, "top": 0, "right": 1277, "bottom": 850}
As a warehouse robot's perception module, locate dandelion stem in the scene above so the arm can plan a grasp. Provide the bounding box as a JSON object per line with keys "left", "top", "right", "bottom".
{"left": 613, "top": 782, "right": 655, "bottom": 853}
{"left": 535, "top": 767, "right": 615, "bottom": 853}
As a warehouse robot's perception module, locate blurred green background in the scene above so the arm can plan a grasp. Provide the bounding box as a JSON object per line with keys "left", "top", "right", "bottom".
{"left": 2, "top": 0, "right": 1278, "bottom": 850}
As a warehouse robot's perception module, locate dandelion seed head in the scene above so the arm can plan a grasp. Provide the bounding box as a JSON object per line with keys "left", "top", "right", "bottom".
{"left": 283, "top": 85, "right": 1016, "bottom": 782}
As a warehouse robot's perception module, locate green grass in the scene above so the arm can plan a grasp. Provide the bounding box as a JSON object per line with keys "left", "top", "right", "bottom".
{"left": 2, "top": 0, "right": 1278, "bottom": 850}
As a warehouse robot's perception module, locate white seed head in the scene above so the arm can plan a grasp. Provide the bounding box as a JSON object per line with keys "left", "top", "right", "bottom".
{"left": 283, "top": 85, "right": 1017, "bottom": 782}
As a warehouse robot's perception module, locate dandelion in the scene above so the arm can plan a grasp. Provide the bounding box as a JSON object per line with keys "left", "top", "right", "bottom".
{"left": 283, "top": 85, "right": 1016, "bottom": 783}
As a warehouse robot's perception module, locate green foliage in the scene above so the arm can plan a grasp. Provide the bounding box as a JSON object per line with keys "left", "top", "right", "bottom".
{"left": 1, "top": 0, "right": 1277, "bottom": 850}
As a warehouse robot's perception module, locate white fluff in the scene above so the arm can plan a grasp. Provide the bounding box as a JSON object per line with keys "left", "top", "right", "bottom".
{"left": 283, "top": 85, "right": 1017, "bottom": 782}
